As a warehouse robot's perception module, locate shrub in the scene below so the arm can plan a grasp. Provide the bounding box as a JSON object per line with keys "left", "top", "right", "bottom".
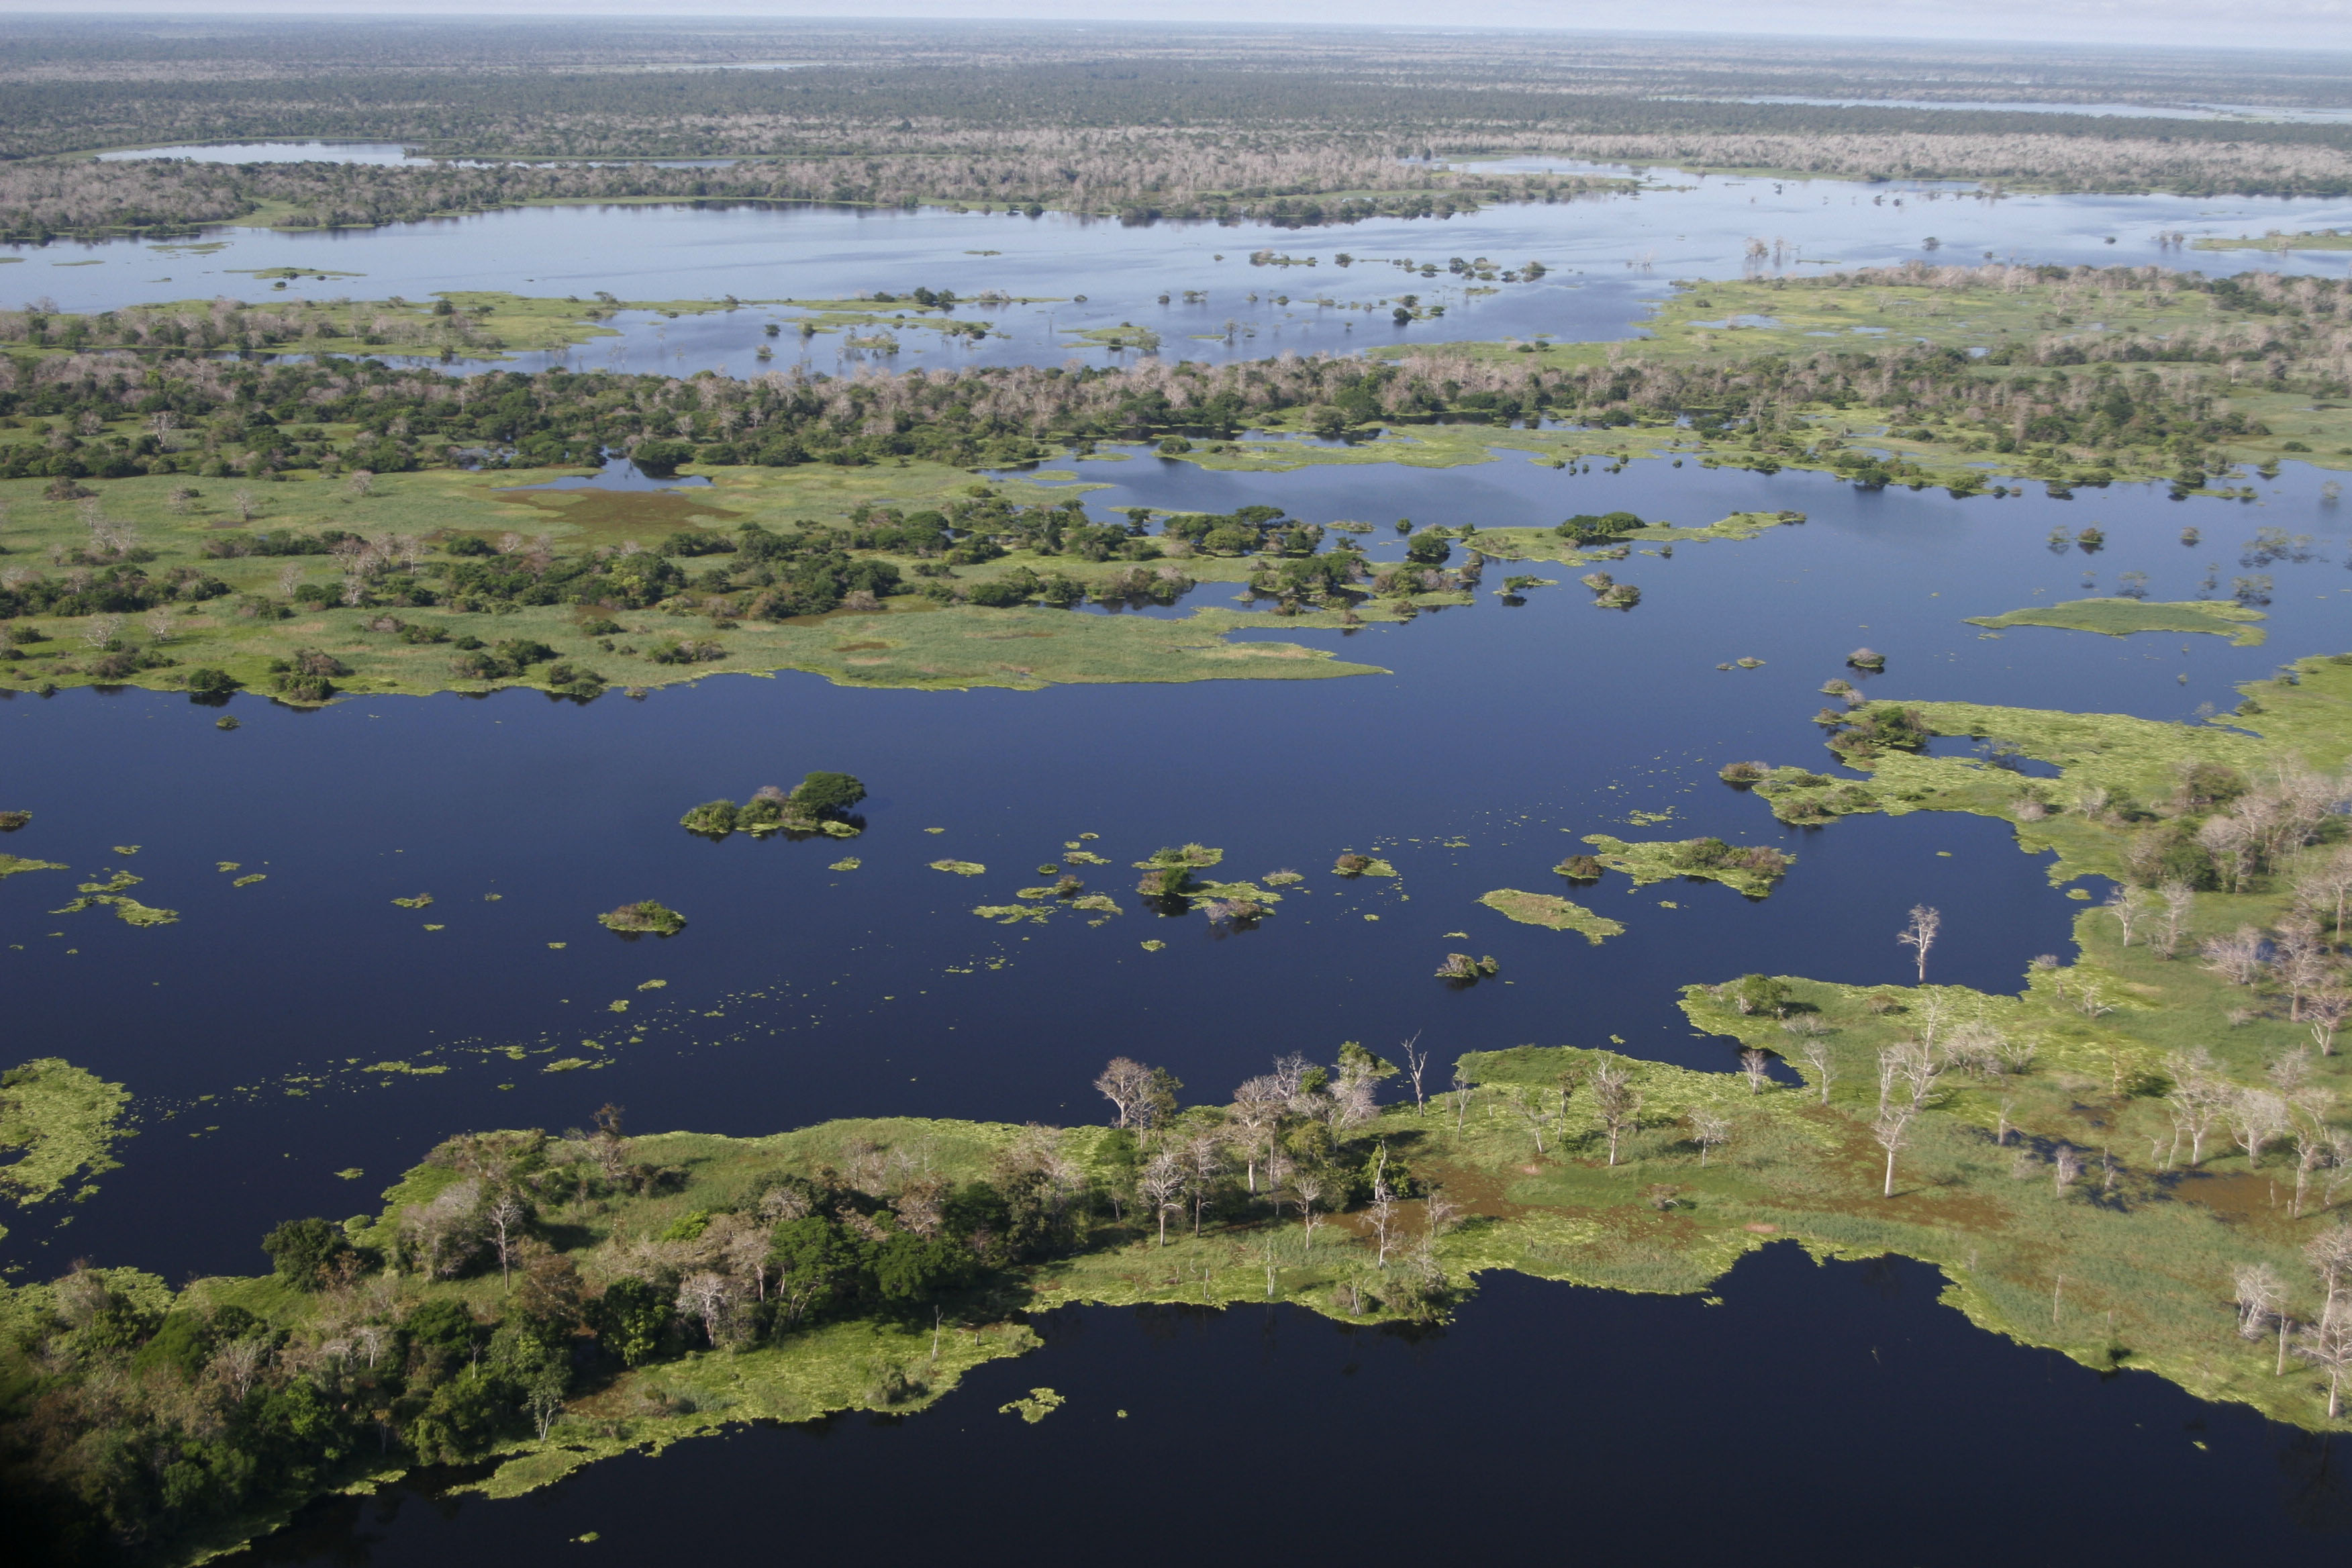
{"left": 599, "top": 900, "right": 687, "bottom": 936}
{"left": 789, "top": 771, "right": 867, "bottom": 820}
{"left": 1722, "top": 974, "right": 1792, "bottom": 1016}
{"left": 1847, "top": 647, "right": 1887, "bottom": 671}
{"left": 1555, "top": 854, "right": 1603, "bottom": 880}
{"left": 630, "top": 438, "right": 695, "bottom": 475}
{"left": 261, "top": 1217, "right": 352, "bottom": 1290}
{"left": 680, "top": 799, "right": 740, "bottom": 837}
{"left": 1718, "top": 761, "right": 1769, "bottom": 787}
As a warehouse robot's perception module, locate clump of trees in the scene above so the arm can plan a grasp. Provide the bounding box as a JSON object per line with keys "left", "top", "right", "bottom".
{"left": 680, "top": 773, "right": 867, "bottom": 839}
{"left": 598, "top": 900, "right": 685, "bottom": 936}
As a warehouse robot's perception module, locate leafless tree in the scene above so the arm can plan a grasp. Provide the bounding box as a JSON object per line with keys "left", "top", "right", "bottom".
{"left": 2235, "top": 1261, "right": 2286, "bottom": 1340}
{"left": 1898, "top": 904, "right": 1941, "bottom": 983}
{"left": 2155, "top": 880, "right": 2196, "bottom": 958}
{"left": 346, "top": 469, "right": 375, "bottom": 498}
{"left": 675, "top": 1270, "right": 736, "bottom": 1346}
{"left": 1739, "top": 1048, "right": 1771, "bottom": 1096}
{"left": 1452, "top": 1071, "right": 1474, "bottom": 1141}
{"left": 1689, "top": 1109, "right": 1730, "bottom": 1167}
{"left": 1228, "top": 1076, "right": 1285, "bottom": 1193}
{"left": 2104, "top": 885, "right": 2145, "bottom": 946}
{"left": 232, "top": 488, "right": 260, "bottom": 522}
{"left": 2307, "top": 1224, "right": 2352, "bottom": 1307}
{"left": 1873, "top": 1106, "right": 1916, "bottom": 1198}
{"left": 1138, "top": 1150, "right": 1185, "bottom": 1248}
{"left": 1291, "top": 1171, "right": 1326, "bottom": 1251}
{"left": 1398, "top": 1032, "right": 1432, "bottom": 1114}
{"left": 1505, "top": 1085, "right": 1557, "bottom": 1155}
{"left": 1367, "top": 1146, "right": 1400, "bottom": 1267}
{"left": 485, "top": 1192, "right": 528, "bottom": 1285}
{"left": 2053, "top": 1144, "right": 2084, "bottom": 1197}
{"left": 2228, "top": 1087, "right": 2292, "bottom": 1169}
{"left": 1797, "top": 1038, "right": 1835, "bottom": 1104}
{"left": 1592, "top": 1058, "right": 1640, "bottom": 1167}
{"left": 2166, "top": 1050, "right": 2230, "bottom": 1167}
{"left": 1095, "top": 1057, "right": 1156, "bottom": 1128}
{"left": 1185, "top": 1131, "right": 1224, "bottom": 1236}
{"left": 2296, "top": 1298, "right": 2352, "bottom": 1418}
{"left": 212, "top": 1337, "right": 271, "bottom": 1402}
{"left": 2309, "top": 990, "right": 2351, "bottom": 1059}
{"left": 80, "top": 612, "right": 122, "bottom": 650}
{"left": 2202, "top": 926, "right": 2267, "bottom": 987}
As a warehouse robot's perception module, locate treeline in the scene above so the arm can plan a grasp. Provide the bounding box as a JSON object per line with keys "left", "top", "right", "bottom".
{"left": 0, "top": 148, "right": 1609, "bottom": 242}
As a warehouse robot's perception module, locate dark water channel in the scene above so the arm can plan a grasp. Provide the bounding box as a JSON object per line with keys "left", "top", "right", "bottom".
{"left": 239, "top": 1250, "right": 2352, "bottom": 1566}
{"left": 5, "top": 456, "right": 2350, "bottom": 1559}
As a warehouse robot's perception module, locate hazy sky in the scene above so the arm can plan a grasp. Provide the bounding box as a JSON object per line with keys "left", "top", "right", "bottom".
{"left": 3, "top": 2, "right": 2347, "bottom": 52}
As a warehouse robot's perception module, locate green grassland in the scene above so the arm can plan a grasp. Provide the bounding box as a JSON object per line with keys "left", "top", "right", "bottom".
{"left": 0, "top": 460, "right": 1398, "bottom": 699}
{"left": 1965, "top": 597, "right": 2269, "bottom": 645}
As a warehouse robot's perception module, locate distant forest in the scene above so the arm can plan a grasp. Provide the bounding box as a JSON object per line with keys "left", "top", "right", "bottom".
{"left": 2, "top": 21, "right": 2352, "bottom": 234}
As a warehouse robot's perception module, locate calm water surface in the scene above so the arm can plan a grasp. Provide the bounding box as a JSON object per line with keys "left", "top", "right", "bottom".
{"left": 14, "top": 165, "right": 2352, "bottom": 376}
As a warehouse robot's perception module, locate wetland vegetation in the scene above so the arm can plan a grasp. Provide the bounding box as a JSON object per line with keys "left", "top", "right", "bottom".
{"left": 11, "top": 19, "right": 2352, "bottom": 1565}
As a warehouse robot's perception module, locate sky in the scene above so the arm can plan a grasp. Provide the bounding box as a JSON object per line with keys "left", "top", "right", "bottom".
{"left": 0, "top": 3, "right": 2344, "bottom": 52}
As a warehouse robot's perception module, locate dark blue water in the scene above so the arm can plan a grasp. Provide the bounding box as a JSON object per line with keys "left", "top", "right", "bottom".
{"left": 5, "top": 458, "right": 2345, "bottom": 1287}
{"left": 232, "top": 1248, "right": 2352, "bottom": 1566}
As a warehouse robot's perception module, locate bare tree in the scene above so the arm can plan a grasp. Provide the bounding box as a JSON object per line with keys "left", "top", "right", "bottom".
{"left": 2155, "top": 880, "right": 2196, "bottom": 959}
{"left": 2053, "top": 1144, "right": 2084, "bottom": 1198}
{"left": 2309, "top": 990, "right": 2351, "bottom": 1059}
{"left": 485, "top": 1192, "right": 529, "bottom": 1285}
{"left": 2104, "top": 885, "right": 2144, "bottom": 946}
{"left": 1898, "top": 904, "right": 1941, "bottom": 983}
{"left": 2296, "top": 1299, "right": 2352, "bottom": 1418}
{"left": 1291, "top": 1171, "right": 1326, "bottom": 1251}
{"left": 2202, "top": 926, "right": 2267, "bottom": 987}
{"left": 1451, "top": 1071, "right": 1473, "bottom": 1141}
{"left": 1738, "top": 1048, "right": 1772, "bottom": 1095}
{"left": 1873, "top": 1106, "right": 1916, "bottom": 1198}
{"left": 2167, "top": 1050, "right": 2230, "bottom": 1167}
{"left": 1138, "top": 1150, "right": 1185, "bottom": 1248}
{"left": 81, "top": 613, "right": 123, "bottom": 650}
{"left": 1398, "top": 1032, "right": 1432, "bottom": 1114}
{"left": 2228, "top": 1087, "right": 2292, "bottom": 1169}
{"left": 1095, "top": 1057, "right": 1156, "bottom": 1128}
{"left": 1689, "top": 1109, "right": 1730, "bottom": 1167}
{"left": 1798, "top": 1038, "right": 1836, "bottom": 1104}
{"left": 2307, "top": 1224, "right": 2352, "bottom": 1307}
{"left": 2288, "top": 1091, "right": 2339, "bottom": 1219}
{"left": 1592, "top": 1058, "right": 1640, "bottom": 1167}
{"left": 675, "top": 1270, "right": 736, "bottom": 1346}
{"left": 232, "top": 488, "right": 260, "bottom": 523}
{"left": 1366, "top": 1146, "right": 1399, "bottom": 1267}
{"left": 2235, "top": 1261, "right": 2286, "bottom": 1340}
{"left": 211, "top": 1337, "right": 271, "bottom": 1402}
{"left": 1227, "top": 1075, "right": 1285, "bottom": 1193}
{"left": 1505, "top": 1085, "right": 1557, "bottom": 1155}
{"left": 1185, "top": 1131, "right": 1224, "bottom": 1237}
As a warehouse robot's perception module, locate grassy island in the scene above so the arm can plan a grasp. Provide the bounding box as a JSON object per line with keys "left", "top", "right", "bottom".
{"left": 1965, "top": 598, "right": 2269, "bottom": 646}
{"left": 1577, "top": 834, "right": 1795, "bottom": 897}
{"left": 1477, "top": 888, "right": 1625, "bottom": 943}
